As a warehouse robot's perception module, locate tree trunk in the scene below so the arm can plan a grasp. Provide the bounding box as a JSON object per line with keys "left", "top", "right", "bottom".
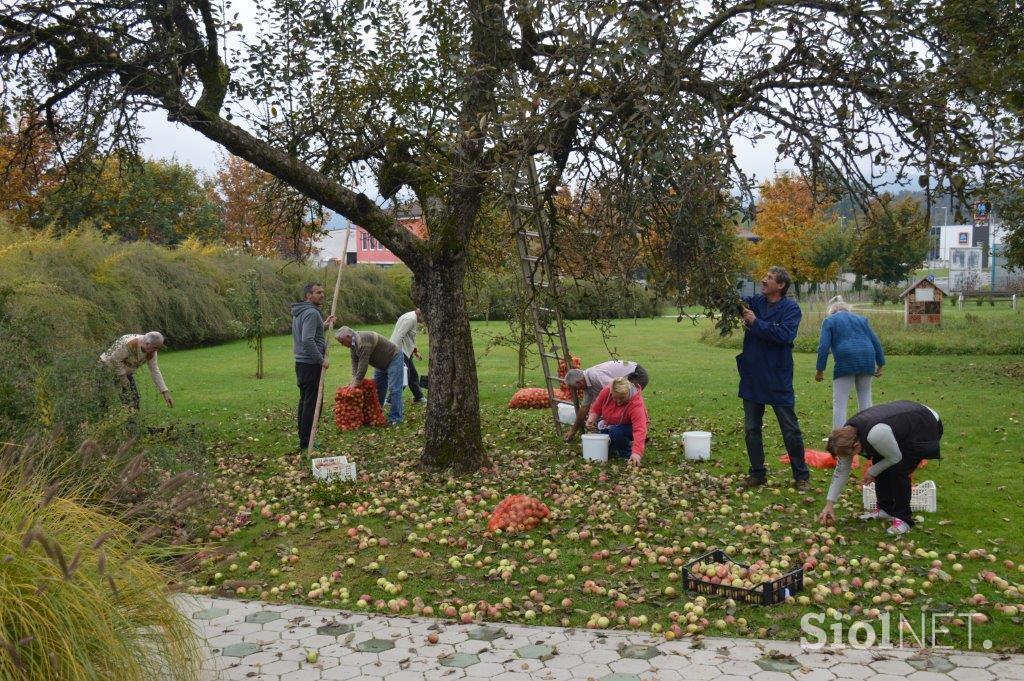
{"left": 419, "top": 258, "right": 486, "bottom": 472}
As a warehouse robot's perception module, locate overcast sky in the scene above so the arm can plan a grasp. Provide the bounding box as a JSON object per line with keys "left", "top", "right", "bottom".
{"left": 140, "top": 110, "right": 792, "bottom": 191}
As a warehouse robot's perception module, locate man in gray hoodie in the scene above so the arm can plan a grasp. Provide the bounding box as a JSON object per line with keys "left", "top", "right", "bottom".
{"left": 291, "top": 282, "right": 336, "bottom": 450}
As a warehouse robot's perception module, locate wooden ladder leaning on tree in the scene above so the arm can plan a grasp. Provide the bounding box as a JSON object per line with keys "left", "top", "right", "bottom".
{"left": 502, "top": 153, "right": 581, "bottom": 437}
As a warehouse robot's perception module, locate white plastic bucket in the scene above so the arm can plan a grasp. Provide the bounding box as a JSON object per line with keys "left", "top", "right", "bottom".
{"left": 581, "top": 433, "right": 609, "bottom": 462}
{"left": 683, "top": 431, "right": 712, "bottom": 461}
{"left": 557, "top": 402, "right": 576, "bottom": 425}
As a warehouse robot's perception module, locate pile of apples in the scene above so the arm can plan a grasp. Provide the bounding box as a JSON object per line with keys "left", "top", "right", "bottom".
{"left": 334, "top": 379, "right": 387, "bottom": 430}
{"left": 487, "top": 494, "right": 550, "bottom": 533}
{"left": 689, "top": 557, "right": 789, "bottom": 590}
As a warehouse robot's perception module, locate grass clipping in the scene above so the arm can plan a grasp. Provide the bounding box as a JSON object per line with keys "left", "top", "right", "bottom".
{"left": 0, "top": 468, "right": 202, "bottom": 681}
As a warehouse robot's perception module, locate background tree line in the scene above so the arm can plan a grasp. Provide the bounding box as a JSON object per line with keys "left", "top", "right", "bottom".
{"left": 748, "top": 173, "right": 933, "bottom": 294}
{"left": 0, "top": 114, "right": 325, "bottom": 258}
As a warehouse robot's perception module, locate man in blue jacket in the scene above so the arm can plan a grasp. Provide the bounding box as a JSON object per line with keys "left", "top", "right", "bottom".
{"left": 737, "top": 266, "right": 810, "bottom": 490}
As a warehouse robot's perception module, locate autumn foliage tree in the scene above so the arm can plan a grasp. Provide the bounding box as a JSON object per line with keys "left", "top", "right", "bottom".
{"left": 752, "top": 174, "right": 838, "bottom": 295}
{"left": 0, "top": 113, "right": 59, "bottom": 229}
{"left": 214, "top": 153, "right": 326, "bottom": 260}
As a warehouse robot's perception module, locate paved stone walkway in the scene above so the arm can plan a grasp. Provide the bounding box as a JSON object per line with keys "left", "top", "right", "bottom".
{"left": 181, "top": 596, "right": 1024, "bottom": 681}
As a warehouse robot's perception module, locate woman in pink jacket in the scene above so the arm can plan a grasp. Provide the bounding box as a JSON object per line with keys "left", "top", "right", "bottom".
{"left": 585, "top": 377, "right": 650, "bottom": 466}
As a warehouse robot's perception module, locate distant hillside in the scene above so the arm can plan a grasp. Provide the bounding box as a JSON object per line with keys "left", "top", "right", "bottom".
{"left": 829, "top": 190, "right": 978, "bottom": 226}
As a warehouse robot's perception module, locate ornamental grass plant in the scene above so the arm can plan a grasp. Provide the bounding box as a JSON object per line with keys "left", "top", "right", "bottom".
{"left": 0, "top": 447, "right": 202, "bottom": 680}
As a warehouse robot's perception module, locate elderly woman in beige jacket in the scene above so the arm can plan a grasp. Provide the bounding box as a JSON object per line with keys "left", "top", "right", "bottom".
{"left": 100, "top": 331, "right": 174, "bottom": 409}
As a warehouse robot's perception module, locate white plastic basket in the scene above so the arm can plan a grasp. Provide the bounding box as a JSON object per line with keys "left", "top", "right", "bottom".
{"left": 312, "top": 455, "right": 357, "bottom": 482}
{"left": 862, "top": 479, "right": 937, "bottom": 512}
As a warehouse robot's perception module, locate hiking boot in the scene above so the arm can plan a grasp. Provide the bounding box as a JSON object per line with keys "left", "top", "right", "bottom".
{"left": 886, "top": 518, "right": 912, "bottom": 535}
{"left": 740, "top": 476, "right": 767, "bottom": 489}
{"left": 859, "top": 509, "right": 893, "bottom": 521}
{"left": 793, "top": 479, "right": 811, "bottom": 492}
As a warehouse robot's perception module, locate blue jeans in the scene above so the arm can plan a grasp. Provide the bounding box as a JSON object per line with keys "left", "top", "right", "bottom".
{"left": 743, "top": 400, "right": 808, "bottom": 481}
{"left": 600, "top": 423, "right": 634, "bottom": 459}
{"left": 374, "top": 354, "right": 405, "bottom": 424}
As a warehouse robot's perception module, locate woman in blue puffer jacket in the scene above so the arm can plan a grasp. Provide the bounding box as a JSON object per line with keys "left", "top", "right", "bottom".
{"left": 815, "top": 296, "right": 886, "bottom": 428}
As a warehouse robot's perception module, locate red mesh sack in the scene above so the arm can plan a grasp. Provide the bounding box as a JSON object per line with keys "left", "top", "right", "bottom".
{"left": 358, "top": 379, "right": 387, "bottom": 427}
{"left": 556, "top": 355, "right": 582, "bottom": 378}
{"left": 334, "top": 379, "right": 387, "bottom": 430}
{"left": 508, "top": 388, "right": 550, "bottom": 409}
{"left": 487, "top": 494, "right": 550, "bottom": 533}
{"left": 556, "top": 356, "right": 582, "bottom": 401}
{"left": 334, "top": 387, "right": 364, "bottom": 431}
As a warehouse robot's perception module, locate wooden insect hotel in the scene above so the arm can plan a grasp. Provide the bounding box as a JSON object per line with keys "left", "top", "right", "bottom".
{"left": 900, "top": 277, "right": 945, "bottom": 326}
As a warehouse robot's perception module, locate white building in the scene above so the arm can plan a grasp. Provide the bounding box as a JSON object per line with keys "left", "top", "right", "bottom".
{"left": 312, "top": 219, "right": 357, "bottom": 267}
{"left": 928, "top": 223, "right": 1006, "bottom": 263}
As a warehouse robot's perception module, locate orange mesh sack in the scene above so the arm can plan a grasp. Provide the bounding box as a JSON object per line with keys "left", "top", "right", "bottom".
{"left": 358, "top": 379, "right": 388, "bottom": 427}
{"left": 556, "top": 356, "right": 583, "bottom": 401}
{"left": 334, "top": 379, "right": 387, "bottom": 430}
{"left": 334, "top": 387, "right": 364, "bottom": 431}
{"left": 487, "top": 494, "right": 550, "bottom": 533}
{"left": 508, "top": 388, "right": 550, "bottom": 409}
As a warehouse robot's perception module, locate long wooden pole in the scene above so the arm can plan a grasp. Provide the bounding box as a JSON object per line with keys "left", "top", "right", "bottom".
{"left": 307, "top": 224, "right": 352, "bottom": 457}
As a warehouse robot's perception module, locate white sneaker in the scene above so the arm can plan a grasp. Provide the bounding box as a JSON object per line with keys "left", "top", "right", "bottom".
{"left": 859, "top": 509, "right": 893, "bottom": 521}
{"left": 886, "top": 519, "right": 911, "bottom": 535}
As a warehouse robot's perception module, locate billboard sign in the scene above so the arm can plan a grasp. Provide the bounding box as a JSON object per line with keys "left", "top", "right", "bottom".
{"left": 974, "top": 200, "right": 991, "bottom": 224}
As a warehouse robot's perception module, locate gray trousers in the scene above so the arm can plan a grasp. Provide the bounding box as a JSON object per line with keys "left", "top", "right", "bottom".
{"left": 832, "top": 374, "right": 873, "bottom": 428}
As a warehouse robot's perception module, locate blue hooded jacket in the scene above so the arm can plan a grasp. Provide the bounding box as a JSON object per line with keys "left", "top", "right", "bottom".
{"left": 736, "top": 294, "right": 802, "bottom": 406}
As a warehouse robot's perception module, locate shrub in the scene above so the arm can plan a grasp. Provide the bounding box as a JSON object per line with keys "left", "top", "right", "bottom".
{"left": 0, "top": 456, "right": 202, "bottom": 680}
{"left": 870, "top": 285, "right": 901, "bottom": 306}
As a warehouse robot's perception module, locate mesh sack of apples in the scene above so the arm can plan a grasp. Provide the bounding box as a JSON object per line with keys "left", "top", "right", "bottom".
{"left": 555, "top": 355, "right": 583, "bottom": 401}
{"left": 486, "top": 494, "right": 550, "bottom": 533}
{"left": 358, "top": 379, "right": 388, "bottom": 427}
{"left": 508, "top": 387, "right": 551, "bottom": 409}
{"left": 333, "top": 379, "right": 387, "bottom": 430}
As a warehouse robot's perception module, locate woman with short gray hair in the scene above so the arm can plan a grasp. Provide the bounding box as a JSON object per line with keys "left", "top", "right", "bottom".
{"left": 100, "top": 331, "right": 174, "bottom": 410}
{"left": 815, "top": 296, "right": 884, "bottom": 428}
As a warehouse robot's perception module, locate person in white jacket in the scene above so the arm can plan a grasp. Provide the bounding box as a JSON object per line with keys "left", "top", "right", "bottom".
{"left": 99, "top": 331, "right": 173, "bottom": 410}
{"left": 390, "top": 309, "right": 425, "bottom": 404}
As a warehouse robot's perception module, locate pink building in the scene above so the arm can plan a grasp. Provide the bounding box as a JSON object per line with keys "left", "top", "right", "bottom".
{"left": 354, "top": 205, "right": 426, "bottom": 267}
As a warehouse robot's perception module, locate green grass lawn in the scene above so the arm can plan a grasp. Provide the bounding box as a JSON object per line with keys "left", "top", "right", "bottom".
{"left": 145, "top": 317, "right": 1024, "bottom": 650}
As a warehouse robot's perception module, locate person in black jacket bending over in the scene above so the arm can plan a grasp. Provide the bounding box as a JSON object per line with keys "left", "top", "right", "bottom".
{"left": 818, "top": 400, "right": 943, "bottom": 536}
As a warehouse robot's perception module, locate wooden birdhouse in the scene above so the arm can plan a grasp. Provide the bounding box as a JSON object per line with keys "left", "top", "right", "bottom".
{"left": 900, "top": 277, "right": 945, "bottom": 326}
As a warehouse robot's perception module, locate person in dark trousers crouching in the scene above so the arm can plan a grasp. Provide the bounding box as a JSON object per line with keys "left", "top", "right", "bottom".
{"left": 291, "top": 283, "right": 335, "bottom": 451}
{"left": 818, "top": 400, "right": 943, "bottom": 535}
{"left": 737, "top": 266, "right": 810, "bottom": 490}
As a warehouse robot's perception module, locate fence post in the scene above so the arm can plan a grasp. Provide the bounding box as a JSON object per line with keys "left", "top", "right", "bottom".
{"left": 1013, "top": 294, "right": 1018, "bottom": 311}
{"left": 957, "top": 293, "right": 964, "bottom": 310}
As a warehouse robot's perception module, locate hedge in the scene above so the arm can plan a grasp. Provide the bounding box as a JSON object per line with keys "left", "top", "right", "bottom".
{"left": 0, "top": 225, "right": 412, "bottom": 440}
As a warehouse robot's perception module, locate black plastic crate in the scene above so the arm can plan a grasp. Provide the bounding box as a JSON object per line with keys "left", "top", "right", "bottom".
{"left": 682, "top": 548, "right": 803, "bottom": 605}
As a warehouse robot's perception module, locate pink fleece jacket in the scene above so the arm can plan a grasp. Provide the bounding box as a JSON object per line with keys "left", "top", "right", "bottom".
{"left": 589, "top": 386, "right": 650, "bottom": 456}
